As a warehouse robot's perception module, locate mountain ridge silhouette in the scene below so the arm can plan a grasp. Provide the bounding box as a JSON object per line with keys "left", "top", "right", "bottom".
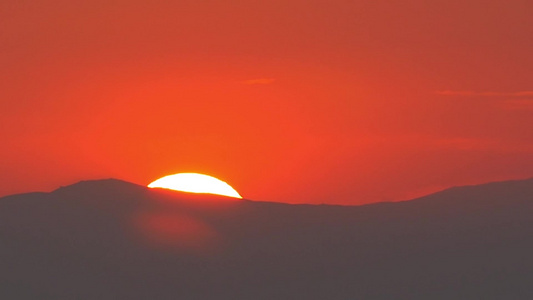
{"left": 1, "top": 177, "right": 532, "bottom": 299}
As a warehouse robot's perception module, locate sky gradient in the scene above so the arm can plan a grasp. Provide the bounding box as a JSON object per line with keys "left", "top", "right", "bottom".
{"left": 1, "top": 0, "right": 532, "bottom": 204}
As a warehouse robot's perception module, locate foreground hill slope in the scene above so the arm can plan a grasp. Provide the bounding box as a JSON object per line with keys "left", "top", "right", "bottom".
{"left": 1, "top": 178, "right": 532, "bottom": 299}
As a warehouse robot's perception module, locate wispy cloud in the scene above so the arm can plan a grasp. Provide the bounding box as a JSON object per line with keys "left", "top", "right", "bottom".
{"left": 431, "top": 137, "right": 533, "bottom": 153}
{"left": 350, "top": 135, "right": 533, "bottom": 154}
{"left": 240, "top": 78, "right": 276, "bottom": 85}
{"left": 436, "top": 90, "right": 533, "bottom": 110}
{"left": 436, "top": 90, "right": 533, "bottom": 97}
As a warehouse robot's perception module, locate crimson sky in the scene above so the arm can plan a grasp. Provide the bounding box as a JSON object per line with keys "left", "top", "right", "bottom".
{"left": 1, "top": 0, "right": 532, "bottom": 204}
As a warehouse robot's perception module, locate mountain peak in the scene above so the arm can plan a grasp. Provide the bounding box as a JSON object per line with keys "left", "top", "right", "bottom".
{"left": 54, "top": 178, "right": 145, "bottom": 191}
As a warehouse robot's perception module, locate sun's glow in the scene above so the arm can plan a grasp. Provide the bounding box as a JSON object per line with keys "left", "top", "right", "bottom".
{"left": 148, "top": 173, "right": 242, "bottom": 199}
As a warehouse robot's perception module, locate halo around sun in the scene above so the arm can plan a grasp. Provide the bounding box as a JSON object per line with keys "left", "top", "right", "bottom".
{"left": 148, "top": 173, "right": 242, "bottom": 199}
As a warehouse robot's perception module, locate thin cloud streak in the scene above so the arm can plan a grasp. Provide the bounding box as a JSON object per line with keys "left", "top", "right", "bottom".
{"left": 343, "top": 135, "right": 533, "bottom": 154}
{"left": 241, "top": 78, "right": 276, "bottom": 85}
{"left": 436, "top": 90, "right": 533, "bottom": 97}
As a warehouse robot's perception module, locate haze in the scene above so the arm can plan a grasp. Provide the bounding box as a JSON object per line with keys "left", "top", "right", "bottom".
{"left": 1, "top": 0, "right": 532, "bottom": 204}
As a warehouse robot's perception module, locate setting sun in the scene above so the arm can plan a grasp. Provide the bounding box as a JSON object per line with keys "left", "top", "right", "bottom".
{"left": 148, "top": 173, "right": 242, "bottom": 199}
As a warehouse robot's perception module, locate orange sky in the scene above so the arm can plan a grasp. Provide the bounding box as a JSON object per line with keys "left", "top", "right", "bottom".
{"left": 1, "top": 0, "right": 532, "bottom": 204}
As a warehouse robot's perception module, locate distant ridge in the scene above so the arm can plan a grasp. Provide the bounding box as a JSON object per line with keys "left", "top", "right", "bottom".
{"left": 53, "top": 178, "right": 147, "bottom": 196}
{"left": 55, "top": 177, "right": 145, "bottom": 189}
{"left": 4, "top": 176, "right": 531, "bottom": 207}
{"left": 409, "top": 177, "right": 533, "bottom": 200}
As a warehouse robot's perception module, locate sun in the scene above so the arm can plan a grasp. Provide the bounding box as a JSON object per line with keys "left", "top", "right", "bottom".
{"left": 148, "top": 173, "right": 243, "bottom": 199}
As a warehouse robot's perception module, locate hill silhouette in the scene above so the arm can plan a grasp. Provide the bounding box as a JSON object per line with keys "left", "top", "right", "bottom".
{"left": 1, "top": 178, "right": 532, "bottom": 299}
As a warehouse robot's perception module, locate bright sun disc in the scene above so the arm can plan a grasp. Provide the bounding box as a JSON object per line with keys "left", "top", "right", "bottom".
{"left": 148, "top": 173, "right": 242, "bottom": 199}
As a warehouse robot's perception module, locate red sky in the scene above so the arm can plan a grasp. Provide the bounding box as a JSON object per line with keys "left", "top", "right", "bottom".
{"left": 1, "top": 0, "right": 532, "bottom": 204}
